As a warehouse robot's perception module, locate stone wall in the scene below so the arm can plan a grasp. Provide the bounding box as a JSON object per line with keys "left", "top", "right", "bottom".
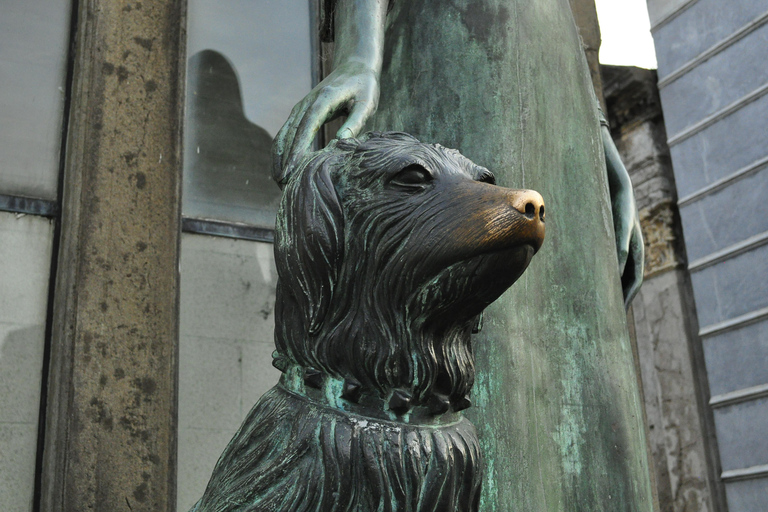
{"left": 603, "top": 64, "right": 722, "bottom": 512}
{"left": 177, "top": 234, "right": 280, "bottom": 510}
{"left": 644, "top": 1, "right": 768, "bottom": 508}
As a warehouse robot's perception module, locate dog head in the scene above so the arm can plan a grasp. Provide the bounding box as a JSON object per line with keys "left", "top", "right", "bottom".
{"left": 273, "top": 132, "right": 544, "bottom": 410}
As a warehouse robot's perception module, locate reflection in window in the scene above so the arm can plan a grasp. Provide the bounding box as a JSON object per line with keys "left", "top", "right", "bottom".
{"left": 183, "top": 0, "right": 315, "bottom": 229}
{"left": 184, "top": 50, "right": 278, "bottom": 227}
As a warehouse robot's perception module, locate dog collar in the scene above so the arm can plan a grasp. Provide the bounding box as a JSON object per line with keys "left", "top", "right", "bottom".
{"left": 275, "top": 360, "right": 468, "bottom": 426}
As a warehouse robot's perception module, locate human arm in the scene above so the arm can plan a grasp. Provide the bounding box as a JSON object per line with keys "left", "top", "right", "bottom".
{"left": 601, "top": 121, "right": 645, "bottom": 308}
{"left": 272, "top": 0, "right": 389, "bottom": 184}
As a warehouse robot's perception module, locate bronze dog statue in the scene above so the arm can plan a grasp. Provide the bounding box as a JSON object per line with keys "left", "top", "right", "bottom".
{"left": 193, "top": 132, "right": 545, "bottom": 512}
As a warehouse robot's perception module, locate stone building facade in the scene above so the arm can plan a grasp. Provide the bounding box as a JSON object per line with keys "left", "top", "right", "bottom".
{"left": 643, "top": 1, "right": 768, "bottom": 510}
{"left": 603, "top": 64, "right": 723, "bottom": 512}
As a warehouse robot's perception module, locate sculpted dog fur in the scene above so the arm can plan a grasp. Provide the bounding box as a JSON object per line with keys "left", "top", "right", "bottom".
{"left": 193, "top": 132, "right": 545, "bottom": 512}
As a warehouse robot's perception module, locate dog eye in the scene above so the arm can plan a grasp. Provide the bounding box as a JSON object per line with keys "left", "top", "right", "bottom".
{"left": 390, "top": 165, "right": 433, "bottom": 188}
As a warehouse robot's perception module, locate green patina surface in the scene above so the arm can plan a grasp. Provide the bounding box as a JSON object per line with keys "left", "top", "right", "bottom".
{"left": 368, "top": 1, "right": 654, "bottom": 510}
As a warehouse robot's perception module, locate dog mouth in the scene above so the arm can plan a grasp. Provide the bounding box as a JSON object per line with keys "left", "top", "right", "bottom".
{"left": 413, "top": 243, "right": 536, "bottom": 326}
{"left": 458, "top": 243, "right": 536, "bottom": 303}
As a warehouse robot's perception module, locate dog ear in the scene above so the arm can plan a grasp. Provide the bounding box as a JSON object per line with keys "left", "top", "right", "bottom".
{"left": 275, "top": 150, "right": 345, "bottom": 336}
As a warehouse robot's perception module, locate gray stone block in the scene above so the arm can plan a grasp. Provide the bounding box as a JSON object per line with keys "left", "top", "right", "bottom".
{"left": 703, "top": 319, "right": 768, "bottom": 396}
{"left": 670, "top": 92, "right": 768, "bottom": 198}
{"left": 652, "top": 0, "right": 767, "bottom": 78}
{"left": 679, "top": 165, "right": 768, "bottom": 262}
{"left": 240, "top": 340, "right": 281, "bottom": 417}
{"left": 0, "top": 325, "right": 45, "bottom": 424}
{"left": 725, "top": 477, "right": 768, "bottom": 512}
{"left": 712, "top": 395, "right": 768, "bottom": 471}
{"left": 180, "top": 233, "right": 276, "bottom": 344}
{"left": 0, "top": 213, "right": 52, "bottom": 511}
{"left": 177, "top": 427, "right": 239, "bottom": 512}
{"left": 660, "top": 23, "right": 768, "bottom": 136}
{"left": 0, "top": 213, "right": 54, "bottom": 326}
{"left": 177, "top": 233, "right": 282, "bottom": 509}
{"left": 646, "top": 0, "right": 691, "bottom": 28}
{"left": 178, "top": 335, "right": 244, "bottom": 432}
{"left": 0, "top": 423, "right": 38, "bottom": 512}
{"left": 690, "top": 245, "right": 768, "bottom": 328}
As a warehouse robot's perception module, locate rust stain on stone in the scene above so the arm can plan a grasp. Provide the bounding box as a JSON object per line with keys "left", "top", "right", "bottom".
{"left": 134, "top": 172, "right": 147, "bottom": 189}
{"left": 116, "top": 65, "right": 129, "bottom": 83}
{"left": 133, "top": 36, "right": 154, "bottom": 51}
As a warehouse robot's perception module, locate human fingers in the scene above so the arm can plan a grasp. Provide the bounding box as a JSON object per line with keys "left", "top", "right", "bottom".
{"left": 336, "top": 93, "right": 377, "bottom": 139}
{"left": 613, "top": 183, "right": 636, "bottom": 275}
{"left": 273, "top": 96, "right": 312, "bottom": 182}
{"left": 616, "top": 208, "right": 632, "bottom": 275}
{"left": 285, "top": 91, "right": 342, "bottom": 170}
{"left": 623, "top": 220, "right": 645, "bottom": 308}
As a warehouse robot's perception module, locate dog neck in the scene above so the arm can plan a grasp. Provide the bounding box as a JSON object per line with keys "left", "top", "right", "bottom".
{"left": 273, "top": 291, "right": 479, "bottom": 412}
{"left": 273, "top": 361, "right": 470, "bottom": 425}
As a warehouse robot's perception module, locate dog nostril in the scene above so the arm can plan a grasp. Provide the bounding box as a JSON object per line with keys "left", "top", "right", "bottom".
{"left": 525, "top": 202, "right": 535, "bottom": 219}
{"left": 510, "top": 190, "right": 545, "bottom": 222}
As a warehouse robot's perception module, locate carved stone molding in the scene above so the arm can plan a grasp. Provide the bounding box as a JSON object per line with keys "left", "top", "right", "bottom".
{"left": 639, "top": 200, "right": 684, "bottom": 278}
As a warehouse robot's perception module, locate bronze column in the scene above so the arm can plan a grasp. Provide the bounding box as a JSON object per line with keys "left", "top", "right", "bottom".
{"left": 369, "top": 1, "right": 655, "bottom": 509}
{"left": 40, "top": 0, "right": 185, "bottom": 510}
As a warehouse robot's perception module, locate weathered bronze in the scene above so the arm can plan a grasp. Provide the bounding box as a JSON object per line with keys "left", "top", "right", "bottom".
{"left": 272, "top": 0, "right": 389, "bottom": 184}
{"left": 366, "top": 3, "right": 653, "bottom": 510}
{"left": 270, "top": 1, "right": 655, "bottom": 509}
{"left": 272, "top": 0, "right": 643, "bottom": 305}
{"left": 191, "top": 132, "right": 545, "bottom": 511}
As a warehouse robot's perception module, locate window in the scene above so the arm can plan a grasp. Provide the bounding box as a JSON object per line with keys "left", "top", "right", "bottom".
{"left": 182, "top": 0, "right": 317, "bottom": 233}
{"left": 177, "top": 2, "right": 320, "bottom": 508}
{"left": 0, "top": 1, "right": 71, "bottom": 510}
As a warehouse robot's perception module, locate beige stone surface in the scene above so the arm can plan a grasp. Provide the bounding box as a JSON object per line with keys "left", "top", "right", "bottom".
{"left": 40, "top": 1, "right": 185, "bottom": 509}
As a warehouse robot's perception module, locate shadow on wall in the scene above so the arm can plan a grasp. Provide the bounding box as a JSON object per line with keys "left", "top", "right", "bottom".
{"left": 0, "top": 325, "right": 45, "bottom": 422}
{"left": 184, "top": 49, "right": 281, "bottom": 226}
{"left": 0, "top": 325, "right": 45, "bottom": 511}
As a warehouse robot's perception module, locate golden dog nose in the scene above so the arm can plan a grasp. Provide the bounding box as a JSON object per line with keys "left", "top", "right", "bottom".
{"left": 510, "top": 189, "right": 545, "bottom": 222}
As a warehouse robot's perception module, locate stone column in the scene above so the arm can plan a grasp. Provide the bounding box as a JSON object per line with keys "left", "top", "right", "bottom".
{"left": 602, "top": 64, "right": 724, "bottom": 512}
{"left": 40, "top": 1, "right": 186, "bottom": 510}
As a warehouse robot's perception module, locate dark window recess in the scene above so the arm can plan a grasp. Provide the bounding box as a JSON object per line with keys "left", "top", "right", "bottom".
{"left": 181, "top": 217, "right": 274, "bottom": 243}
{"left": 0, "top": 194, "right": 59, "bottom": 217}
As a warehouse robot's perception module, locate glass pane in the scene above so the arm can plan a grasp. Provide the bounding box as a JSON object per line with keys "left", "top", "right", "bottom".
{"left": 183, "top": 0, "right": 314, "bottom": 228}
{"left": 0, "top": 1, "right": 71, "bottom": 200}
{"left": 0, "top": 212, "right": 54, "bottom": 511}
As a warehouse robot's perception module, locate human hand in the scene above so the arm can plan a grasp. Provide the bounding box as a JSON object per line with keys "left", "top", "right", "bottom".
{"left": 602, "top": 126, "right": 645, "bottom": 308}
{"left": 616, "top": 190, "right": 644, "bottom": 309}
{"left": 272, "top": 60, "right": 380, "bottom": 184}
